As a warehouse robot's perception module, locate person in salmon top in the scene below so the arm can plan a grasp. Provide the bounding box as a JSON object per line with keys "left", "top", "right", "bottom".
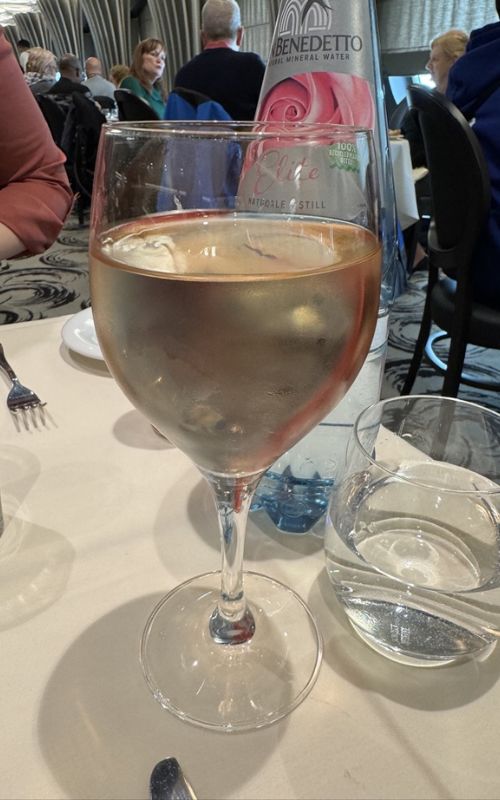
{"left": 173, "top": 0, "right": 265, "bottom": 120}
{"left": 0, "top": 28, "right": 73, "bottom": 259}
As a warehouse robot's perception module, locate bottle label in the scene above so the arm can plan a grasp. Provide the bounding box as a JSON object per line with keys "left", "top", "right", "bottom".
{"left": 238, "top": 135, "right": 373, "bottom": 228}
{"left": 252, "top": 0, "right": 405, "bottom": 308}
{"left": 260, "top": 0, "right": 376, "bottom": 126}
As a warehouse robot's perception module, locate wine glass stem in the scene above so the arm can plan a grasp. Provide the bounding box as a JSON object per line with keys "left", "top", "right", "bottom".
{"left": 203, "top": 472, "right": 262, "bottom": 645}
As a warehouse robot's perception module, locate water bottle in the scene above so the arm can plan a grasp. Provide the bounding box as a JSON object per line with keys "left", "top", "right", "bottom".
{"left": 252, "top": 313, "right": 387, "bottom": 535}
{"left": 251, "top": 0, "right": 401, "bottom": 534}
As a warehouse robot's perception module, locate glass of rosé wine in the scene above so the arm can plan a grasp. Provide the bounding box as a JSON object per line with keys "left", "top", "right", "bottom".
{"left": 89, "top": 121, "right": 381, "bottom": 732}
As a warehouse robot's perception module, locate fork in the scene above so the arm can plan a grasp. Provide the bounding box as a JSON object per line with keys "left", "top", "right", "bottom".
{"left": 0, "top": 343, "right": 46, "bottom": 414}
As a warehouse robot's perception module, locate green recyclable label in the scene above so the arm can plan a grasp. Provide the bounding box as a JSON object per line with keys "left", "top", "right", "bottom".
{"left": 328, "top": 142, "right": 359, "bottom": 172}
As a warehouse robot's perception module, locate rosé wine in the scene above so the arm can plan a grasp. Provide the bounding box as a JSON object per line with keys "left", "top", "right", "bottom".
{"left": 90, "top": 211, "right": 381, "bottom": 476}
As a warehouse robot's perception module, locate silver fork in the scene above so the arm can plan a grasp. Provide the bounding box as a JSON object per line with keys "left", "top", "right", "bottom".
{"left": 0, "top": 343, "right": 46, "bottom": 418}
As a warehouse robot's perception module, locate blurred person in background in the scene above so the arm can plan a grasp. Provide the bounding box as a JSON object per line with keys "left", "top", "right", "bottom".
{"left": 400, "top": 29, "right": 469, "bottom": 168}
{"left": 0, "top": 28, "right": 72, "bottom": 259}
{"left": 426, "top": 28, "right": 469, "bottom": 94}
{"left": 173, "top": 0, "right": 265, "bottom": 120}
{"left": 50, "top": 54, "right": 90, "bottom": 97}
{"left": 83, "top": 57, "right": 115, "bottom": 99}
{"left": 17, "top": 38, "right": 30, "bottom": 71}
{"left": 109, "top": 63, "right": 129, "bottom": 87}
{"left": 120, "top": 38, "right": 166, "bottom": 117}
{"left": 446, "top": 0, "right": 500, "bottom": 310}
{"left": 24, "top": 47, "right": 58, "bottom": 95}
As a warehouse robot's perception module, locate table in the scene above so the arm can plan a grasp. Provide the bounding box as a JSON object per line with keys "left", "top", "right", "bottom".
{"left": 1, "top": 315, "right": 500, "bottom": 800}
{"left": 390, "top": 138, "right": 420, "bottom": 231}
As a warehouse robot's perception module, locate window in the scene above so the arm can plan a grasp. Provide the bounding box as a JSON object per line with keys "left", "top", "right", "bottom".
{"left": 378, "top": 0, "right": 498, "bottom": 54}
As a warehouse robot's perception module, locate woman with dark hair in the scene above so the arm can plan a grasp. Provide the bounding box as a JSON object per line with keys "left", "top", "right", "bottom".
{"left": 120, "top": 38, "right": 166, "bottom": 118}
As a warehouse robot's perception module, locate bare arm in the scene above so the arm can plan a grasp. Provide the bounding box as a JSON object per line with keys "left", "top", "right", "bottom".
{"left": 0, "top": 222, "right": 25, "bottom": 260}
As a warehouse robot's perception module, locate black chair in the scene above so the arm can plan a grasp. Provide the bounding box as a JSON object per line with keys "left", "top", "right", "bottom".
{"left": 36, "top": 94, "right": 68, "bottom": 147}
{"left": 72, "top": 93, "right": 106, "bottom": 198}
{"left": 401, "top": 85, "right": 500, "bottom": 397}
{"left": 93, "top": 94, "right": 115, "bottom": 110}
{"left": 59, "top": 91, "right": 106, "bottom": 222}
{"left": 383, "top": 74, "right": 398, "bottom": 126}
{"left": 389, "top": 97, "right": 409, "bottom": 131}
{"left": 114, "top": 88, "right": 160, "bottom": 121}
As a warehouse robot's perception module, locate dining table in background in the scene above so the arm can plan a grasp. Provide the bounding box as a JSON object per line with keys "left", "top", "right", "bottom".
{"left": 0, "top": 314, "right": 499, "bottom": 800}
{"left": 389, "top": 136, "right": 421, "bottom": 231}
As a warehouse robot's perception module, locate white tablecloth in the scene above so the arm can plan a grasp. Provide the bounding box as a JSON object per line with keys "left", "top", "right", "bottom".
{"left": 1, "top": 315, "right": 499, "bottom": 800}
{"left": 390, "top": 138, "right": 420, "bottom": 230}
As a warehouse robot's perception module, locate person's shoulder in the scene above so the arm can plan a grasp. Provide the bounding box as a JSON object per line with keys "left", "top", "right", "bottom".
{"left": 213, "top": 48, "right": 263, "bottom": 64}
{"left": 238, "top": 50, "right": 265, "bottom": 63}
{"left": 470, "top": 20, "right": 500, "bottom": 45}
{"left": 233, "top": 50, "right": 265, "bottom": 73}
{"left": 120, "top": 75, "right": 140, "bottom": 91}
{"left": 175, "top": 54, "right": 201, "bottom": 74}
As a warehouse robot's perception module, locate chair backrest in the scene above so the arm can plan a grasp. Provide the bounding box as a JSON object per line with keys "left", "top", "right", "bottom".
{"left": 93, "top": 94, "right": 115, "bottom": 110}
{"left": 383, "top": 75, "right": 398, "bottom": 124}
{"left": 408, "top": 85, "right": 490, "bottom": 278}
{"left": 389, "top": 97, "right": 409, "bottom": 131}
{"left": 71, "top": 91, "right": 107, "bottom": 132}
{"left": 36, "top": 94, "right": 68, "bottom": 147}
{"left": 66, "top": 92, "right": 107, "bottom": 197}
{"left": 114, "top": 88, "right": 160, "bottom": 121}
{"left": 164, "top": 87, "right": 232, "bottom": 121}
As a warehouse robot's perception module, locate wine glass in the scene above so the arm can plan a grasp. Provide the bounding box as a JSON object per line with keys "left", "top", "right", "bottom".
{"left": 89, "top": 121, "right": 381, "bottom": 731}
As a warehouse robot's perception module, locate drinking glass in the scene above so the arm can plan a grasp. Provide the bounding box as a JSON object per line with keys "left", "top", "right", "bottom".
{"left": 325, "top": 395, "right": 500, "bottom": 667}
{"left": 89, "top": 121, "right": 381, "bottom": 730}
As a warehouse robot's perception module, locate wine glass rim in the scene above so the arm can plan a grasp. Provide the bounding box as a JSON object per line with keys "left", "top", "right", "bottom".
{"left": 354, "top": 394, "right": 500, "bottom": 495}
{"left": 103, "top": 119, "right": 374, "bottom": 140}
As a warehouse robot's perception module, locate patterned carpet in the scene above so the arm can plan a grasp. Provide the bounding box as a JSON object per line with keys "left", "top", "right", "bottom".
{"left": 0, "top": 214, "right": 90, "bottom": 325}
{"left": 1, "top": 214, "right": 500, "bottom": 412}
{"left": 382, "top": 270, "right": 500, "bottom": 412}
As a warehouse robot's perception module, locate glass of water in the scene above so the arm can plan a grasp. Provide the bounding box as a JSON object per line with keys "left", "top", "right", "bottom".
{"left": 325, "top": 395, "right": 500, "bottom": 667}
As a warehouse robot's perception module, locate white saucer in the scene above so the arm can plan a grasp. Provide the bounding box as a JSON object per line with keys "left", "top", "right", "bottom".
{"left": 61, "top": 308, "right": 103, "bottom": 360}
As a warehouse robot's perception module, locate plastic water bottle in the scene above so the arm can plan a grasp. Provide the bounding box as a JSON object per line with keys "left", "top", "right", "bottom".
{"left": 251, "top": 0, "right": 400, "bottom": 533}
{"left": 252, "top": 314, "right": 387, "bottom": 535}
{"left": 254, "top": 0, "right": 405, "bottom": 308}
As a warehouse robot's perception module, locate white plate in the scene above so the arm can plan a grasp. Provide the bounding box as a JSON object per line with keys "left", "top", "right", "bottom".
{"left": 61, "top": 307, "right": 103, "bottom": 360}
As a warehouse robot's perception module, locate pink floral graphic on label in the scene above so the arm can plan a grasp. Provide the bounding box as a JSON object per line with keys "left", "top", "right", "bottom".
{"left": 258, "top": 71, "right": 375, "bottom": 128}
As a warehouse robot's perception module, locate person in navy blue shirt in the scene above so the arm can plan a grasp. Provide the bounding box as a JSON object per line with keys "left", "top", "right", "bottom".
{"left": 447, "top": 1, "right": 500, "bottom": 311}
{"left": 173, "top": 0, "right": 265, "bottom": 121}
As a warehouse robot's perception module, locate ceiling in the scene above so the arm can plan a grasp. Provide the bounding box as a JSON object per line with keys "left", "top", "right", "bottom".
{"left": 0, "top": 1, "right": 41, "bottom": 24}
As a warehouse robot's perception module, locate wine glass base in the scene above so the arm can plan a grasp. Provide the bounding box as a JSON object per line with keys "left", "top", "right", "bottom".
{"left": 140, "top": 571, "right": 322, "bottom": 732}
